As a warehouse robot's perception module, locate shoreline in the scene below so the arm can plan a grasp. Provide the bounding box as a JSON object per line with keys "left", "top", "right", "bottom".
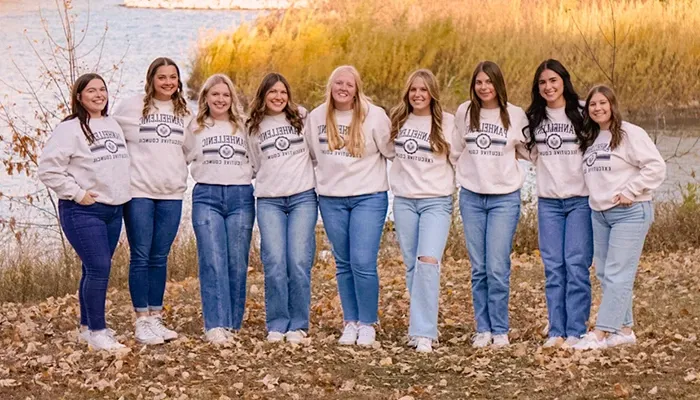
{"left": 121, "top": 0, "right": 307, "bottom": 10}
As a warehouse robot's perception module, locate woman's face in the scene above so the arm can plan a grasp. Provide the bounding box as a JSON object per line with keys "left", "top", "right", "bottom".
{"left": 538, "top": 69, "right": 565, "bottom": 108}
{"left": 588, "top": 92, "right": 612, "bottom": 127}
{"left": 153, "top": 65, "right": 179, "bottom": 100}
{"left": 331, "top": 71, "right": 357, "bottom": 111}
{"left": 408, "top": 76, "right": 432, "bottom": 116}
{"left": 474, "top": 71, "right": 497, "bottom": 108}
{"left": 265, "top": 81, "right": 288, "bottom": 115}
{"left": 206, "top": 82, "right": 232, "bottom": 120}
{"left": 79, "top": 78, "right": 108, "bottom": 117}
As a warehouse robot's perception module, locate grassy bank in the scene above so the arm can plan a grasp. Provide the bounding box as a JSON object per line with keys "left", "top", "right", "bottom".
{"left": 2, "top": 191, "right": 699, "bottom": 304}
{"left": 188, "top": 0, "right": 700, "bottom": 116}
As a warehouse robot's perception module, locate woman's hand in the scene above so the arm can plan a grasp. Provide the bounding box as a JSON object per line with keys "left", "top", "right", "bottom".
{"left": 612, "top": 193, "right": 633, "bottom": 207}
{"left": 78, "top": 191, "right": 99, "bottom": 206}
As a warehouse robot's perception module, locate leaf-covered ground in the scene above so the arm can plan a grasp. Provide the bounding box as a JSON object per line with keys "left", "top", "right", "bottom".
{"left": 1, "top": 245, "right": 699, "bottom": 399}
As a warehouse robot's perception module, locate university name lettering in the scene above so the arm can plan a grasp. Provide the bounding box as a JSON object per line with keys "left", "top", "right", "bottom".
{"left": 537, "top": 123, "right": 573, "bottom": 136}
{"left": 140, "top": 114, "right": 185, "bottom": 127}
{"left": 318, "top": 125, "right": 349, "bottom": 135}
{"left": 202, "top": 135, "right": 245, "bottom": 147}
{"left": 260, "top": 125, "right": 297, "bottom": 142}
{"left": 93, "top": 130, "right": 122, "bottom": 140}
{"left": 471, "top": 122, "right": 507, "bottom": 138}
{"left": 398, "top": 128, "right": 429, "bottom": 142}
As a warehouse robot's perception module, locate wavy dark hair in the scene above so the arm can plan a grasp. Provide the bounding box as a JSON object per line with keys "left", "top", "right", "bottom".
{"left": 525, "top": 59, "right": 585, "bottom": 151}
{"left": 142, "top": 57, "right": 190, "bottom": 118}
{"left": 581, "top": 85, "right": 625, "bottom": 153}
{"left": 246, "top": 73, "right": 303, "bottom": 136}
{"left": 467, "top": 61, "right": 510, "bottom": 131}
{"left": 63, "top": 73, "right": 108, "bottom": 145}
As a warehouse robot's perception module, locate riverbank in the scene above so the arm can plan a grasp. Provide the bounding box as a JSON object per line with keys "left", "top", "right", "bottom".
{"left": 122, "top": 0, "right": 306, "bottom": 10}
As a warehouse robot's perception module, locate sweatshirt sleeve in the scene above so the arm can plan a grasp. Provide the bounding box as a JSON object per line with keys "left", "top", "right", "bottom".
{"left": 513, "top": 109, "right": 532, "bottom": 162}
{"left": 110, "top": 96, "right": 141, "bottom": 141}
{"left": 37, "top": 123, "right": 86, "bottom": 202}
{"left": 182, "top": 121, "right": 198, "bottom": 165}
{"left": 304, "top": 114, "right": 318, "bottom": 168}
{"left": 373, "top": 107, "right": 394, "bottom": 160}
{"left": 449, "top": 105, "right": 467, "bottom": 166}
{"left": 620, "top": 126, "right": 667, "bottom": 200}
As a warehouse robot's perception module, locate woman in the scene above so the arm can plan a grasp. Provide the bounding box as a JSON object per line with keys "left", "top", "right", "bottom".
{"left": 247, "top": 73, "right": 317, "bottom": 344}
{"left": 112, "top": 57, "right": 192, "bottom": 345}
{"left": 389, "top": 69, "right": 455, "bottom": 353}
{"left": 450, "top": 61, "right": 529, "bottom": 349}
{"left": 38, "top": 73, "right": 131, "bottom": 351}
{"left": 306, "top": 65, "right": 394, "bottom": 347}
{"left": 573, "top": 85, "right": 666, "bottom": 350}
{"left": 525, "top": 59, "right": 593, "bottom": 348}
{"left": 183, "top": 73, "right": 255, "bottom": 344}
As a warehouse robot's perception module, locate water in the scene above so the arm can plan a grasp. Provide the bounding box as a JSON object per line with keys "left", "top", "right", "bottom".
{"left": 1, "top": 0, "right": 699, "bottom": 247}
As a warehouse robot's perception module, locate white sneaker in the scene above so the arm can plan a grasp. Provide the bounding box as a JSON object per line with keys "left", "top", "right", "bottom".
{"left": 267, "top": 331, "right": 285, "bottom": 343}
{"left": 148, "top": 315, "right": 178, "bottom": 341}
{"left": 407, "top": 336, "right": 417, "bottom": 347}
{"left": 88, "top": 329, "right": 126, "bottom": 351}
{"left": 285, "top": 330, "right": 307, "bottom": 344}
{"left": 543, "top": 336, "right": 564, "bottom": 348}
{"left": 472, "top": 332, "right": 492, "bottom": 348}
{"left": 491, "top": 334, "right": 510, "bottom": 348}
{"left": 135, "top": 316, "right": 165, "bottom": 345}
{"left": 338, "top": 322, "right": 359, "bottom": 346}
{"left": 205, "top": 328, "right": 230, "bottom": 345}
{"left": 563, "top": 336, "right": 581, "bottom": 348}
{"left": 572, "top": 332, "right": 607, "bottom": 350}
{"left": 607, "top": 331, "right": 637, "bottom": 348}
{"left": 356, "top": 324, "right": 376, "bottom": 347}
{"left": 79, "top": 327, "right": 116, "bottom": 343}
{"left": 415, "top": 337, "right": 432, "bottom": 353}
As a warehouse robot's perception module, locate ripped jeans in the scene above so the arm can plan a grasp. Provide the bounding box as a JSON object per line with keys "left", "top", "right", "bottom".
{"left": 393, "top": 195, "right": 453, "bottom": 340}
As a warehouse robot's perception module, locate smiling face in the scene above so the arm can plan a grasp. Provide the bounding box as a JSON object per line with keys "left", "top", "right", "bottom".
{"left": 408, "top": 76, "right": 432, "bottom": 116}
{"left": 265, "top": 81, "right": 288, "bottom": 116}
{"left": 588, "top": 92, "right": 612, "bottom": 129}
{"left": 331, "top": 71, "right": 357, "bottom": 111}
{"left": 206, "top": 82, "right": 232, "bottom": 121}
{"left": 153, "top": 65, "right": 179, "bottom": 101}
{"left": 474, "top": 71, "right": 497, "bottom": 108}
{"left": 79, "top": 78, "right": 108, "bottom": 118}
{"left": 538, "top": 68, "right": 565, "bottom": 108}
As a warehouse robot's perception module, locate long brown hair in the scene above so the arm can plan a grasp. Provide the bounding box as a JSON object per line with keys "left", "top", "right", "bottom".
{"left": 63, "top": 73, "right": 109, "bottom": 145}
{"left": 581, "top": 85, "right": 625, "bottom": 153}
{"left": 142, "top": 57, "right": 190, "bottom": 118}
{"left": 324, "top": 65, "right": 371, "bottom": 157}
{"left": 193, "top": 74, "right": 245, "bottom": 134}
{"left": 389, "top": 69, "right": 449, "bottom": 156}
{"left": 467, "top": 61, "right": 510, "bottom": 131}
{"left": 247, "top": 73, "right": 304, "bottom": 136}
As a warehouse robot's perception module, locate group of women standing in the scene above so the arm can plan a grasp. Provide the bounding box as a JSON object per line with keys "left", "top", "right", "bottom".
{"left": 37, "top": 56, "right": 666, "bottom": 353}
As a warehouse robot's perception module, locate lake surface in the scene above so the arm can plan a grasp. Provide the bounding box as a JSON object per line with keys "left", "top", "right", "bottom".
{"left": 1, "top": 0, "right": 699, "bottom": 247}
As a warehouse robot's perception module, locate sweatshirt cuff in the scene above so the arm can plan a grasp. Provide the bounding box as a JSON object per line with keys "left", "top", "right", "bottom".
{"left": 621, "top": 188, "right": 637, "bottom": 201}
{"left": 73, "top": 188, "right": 87, "bottom": 203}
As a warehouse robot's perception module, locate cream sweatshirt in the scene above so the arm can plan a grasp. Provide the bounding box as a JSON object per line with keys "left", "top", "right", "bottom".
{"left": 450, "top": 102, "right": 529, "bottom": 194}
{"left": 248, "top": 112, "right": 315, "bottom": 197}
{"left": 38, "top": 117, "right": 131, "bottom": 205}
{"left": 306, "top": 103, "right": 394, "bottom": 197}
{"left": 390, "top": 112, "right": 456, "bottom": 198}
{"left": 111, "top": 95, "right": 191, "bottom": 199}
{"left": 531, "top": 106, "right": 589, "bottom": 198}
{"left": 184, "top": 119, "right": 254, "bottom": 185}
{"left": 582, "top": 121, "right": 666, "bottom": 211}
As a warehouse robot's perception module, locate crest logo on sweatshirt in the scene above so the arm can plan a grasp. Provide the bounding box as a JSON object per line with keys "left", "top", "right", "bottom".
{"left": 156, "top": 123, "right": 173, "bottom": 138}
{"left": 535, "top": 123, "right": 579, "bottom": 155}
{"left": 258, "top": 124, "right": 306, "bottom": 160}
{"left": 104, "top": 140, "right": 119, "bottom": 154}
{"left": 582, "top": 142, "right": 612, "bottom": 174}
{"left": 403, "top": 139, "right": 418, "bottom": 154}
{"left": 465, "top": 123, "right": 508, "bottom": 157}
{"left": 219, "top": 144, "right": 235, "bottom": 159}
{"left": 90, "top": 130, "right": 129, "bottom": 163}
{"left": 476, "top": 133, "right": 492, "bottom": 149}
{"left": 275, "top": 136, "right": 291, "bottom": 151}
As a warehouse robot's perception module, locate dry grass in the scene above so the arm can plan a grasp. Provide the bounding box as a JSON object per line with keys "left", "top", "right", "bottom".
{"left": 188, "top": 0, "right": 700, "bottom": 117}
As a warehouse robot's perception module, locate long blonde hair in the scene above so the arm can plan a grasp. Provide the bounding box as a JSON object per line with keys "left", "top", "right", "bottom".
{"left": 194, "top": 74, "right": 245, "bottom": 134}
{"left": 324, "top": 65, "right": 371, "bottom": 157}
{"left": 142, "top": 57, "right": 190, "bottom": 118}
{"left": 389, "top": 69, "right": 449, "bottom": 156}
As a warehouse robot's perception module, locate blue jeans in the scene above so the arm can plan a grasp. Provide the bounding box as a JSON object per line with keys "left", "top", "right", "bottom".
{"left": 59, "top": 200, "right": 123, "bottom": 331}
{"left": 192, "top": 184, "right": 255, "bottom": 331}
{"left": 124, "top": 198, "right": 183, "bottom": 313}
{"left": 459, "top": 187, "right": 521, "bottom": 335}
{"left": 318, "top": 192, "right": 388, "bottom": 325}
{"left": 257, "top": 189, "right": 318, "bottom": 333}
{"left": 538, "top": 196, "right": 593, "bottom": 338}
{"left": 592, "top": 201, "right": 653, "bottom": 333}
{"left": 393, "top": 195, "right": 452, "bottom": 340}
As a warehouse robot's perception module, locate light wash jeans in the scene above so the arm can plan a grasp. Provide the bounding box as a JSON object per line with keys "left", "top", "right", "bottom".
{"left": 538, "top": 196, "right": 593, "bottom": 338}
{"left": 192, "top": 183, "right": 255, "bottom": 331}
{"left": 257, "top": 188, "right": 318, "bottom": 333}
{"left": 592, "top": 201, "right": 653, "bottom": 333}
{"left": 124, "top": 198, "right": 183, "bottom": 313}
{"left": 459, "top": 187, "right": 521, "bottom": 335}
{"left": 318, "top": 192, "right": 388, "bottom": 325}
{"left": 393, "top": 195, "right": 452, "bottom": 340}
